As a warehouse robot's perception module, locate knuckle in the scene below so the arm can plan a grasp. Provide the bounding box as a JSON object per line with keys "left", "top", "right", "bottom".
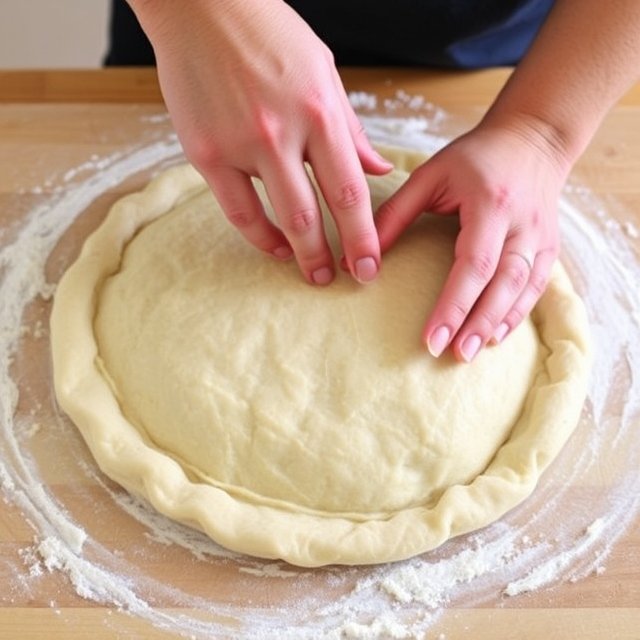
{"left": 530, "top": 208, "right": 542, "bottom": 228}
{"left": 303, "top": 90, "right": 334, "bottom": 127}
{"left": 186, "top": 137, "right": 220, "bottom": 171}
{"left": 475, "top": 307, "right": 502, "bottom": 331}
{"left": 252, "top": 108, "right": 285, "bottom": 151}
{"left": 225, "top": 208, "right": 255, "bottom": 229}
{"left": 445, "top": 299, "right": 472, "bottom": 325}
{"left": 503, "top": 262, "right": 529, "bottom": 291}
{"left": 529, "top": 272, "right": 550, "bottom": 297}
{"left": 505, "top": 308, "right": 525, "bottom": 328}
{"left": 459, "top": 251, "right": 496, "bottom": 283}
{"left": 493, "top": 184, "right": 513, "bottom": 211}
{"left": 482, "top": 183, "right": 514, "bottom": 214}
{"left": 334, "top": 178, "right": 368, "bottom": 211}
{"left": 298, "top": 77, "right": 344, "bottom": 135}
{"left": 283, "top": 208, "right": 317, "bottom": 236}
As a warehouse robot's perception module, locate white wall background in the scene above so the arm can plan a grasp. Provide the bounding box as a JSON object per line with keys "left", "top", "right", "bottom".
{"left": 0, "top": 0, "right": 110, "bottom": 68}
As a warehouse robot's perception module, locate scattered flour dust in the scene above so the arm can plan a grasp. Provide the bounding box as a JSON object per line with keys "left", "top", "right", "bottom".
{"left": 0, "top": 93, "right": 639, "bottom": 639}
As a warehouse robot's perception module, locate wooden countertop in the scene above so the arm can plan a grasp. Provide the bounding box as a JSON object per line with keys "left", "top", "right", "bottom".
{"left": 2, "top": 66, "right": 640, "bottom": 105}
{"left": 1, "top": 69, "right": 639, "bottom": 639}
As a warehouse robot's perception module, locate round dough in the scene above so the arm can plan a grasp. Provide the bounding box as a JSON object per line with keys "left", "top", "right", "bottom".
{"left": 50, "top": 147, "right": 591, "bottom": 567}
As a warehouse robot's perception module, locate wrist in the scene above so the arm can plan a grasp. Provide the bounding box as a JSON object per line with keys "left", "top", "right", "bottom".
{"left": 480, "top": 105, "right": 581, "bottom": 177}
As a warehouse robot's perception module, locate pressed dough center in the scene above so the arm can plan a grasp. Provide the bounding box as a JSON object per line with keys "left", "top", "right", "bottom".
{"left": 94, "top": 174, "right": 543, "bottom": 518}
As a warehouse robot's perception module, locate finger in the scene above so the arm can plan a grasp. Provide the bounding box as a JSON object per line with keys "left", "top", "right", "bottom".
{"left": 259, "top": 158, "right": 335, "bottom": 285}
{"left": 307, "top": 122, "right": 381, "bottom": 284}
{"left": 491, "top": 249, "right": 557, "bottom": 345}
{"left": 375, "top": 161, "right": 446, "bottom": 253}
{"left": 206, "top": 167, "right": 292, "bottom": 258}
{"left": 450, "top": 243, "right": 535, "bottom": 361}
{"left": 424, "top": 213, "right": 509, "bottom": 359}
{"left": 338, "top": 87, "right": 394, "bottom": 176}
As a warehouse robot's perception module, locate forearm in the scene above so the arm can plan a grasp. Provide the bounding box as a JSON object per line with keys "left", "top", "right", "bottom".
{"left": 126, "top": 0, "right": 284, "bottom": 40}
{"left": 483, "top": 0, "right": 640, "bottom": 167}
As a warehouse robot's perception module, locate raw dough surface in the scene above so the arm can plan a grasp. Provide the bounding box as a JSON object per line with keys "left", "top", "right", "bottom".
{"left": 50, "top": 147, "right": 591, "bottom": 566}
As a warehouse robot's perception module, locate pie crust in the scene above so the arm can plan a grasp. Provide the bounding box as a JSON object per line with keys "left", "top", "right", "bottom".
{"left": 50, "top": 147, "right": 591, "bottom": 566}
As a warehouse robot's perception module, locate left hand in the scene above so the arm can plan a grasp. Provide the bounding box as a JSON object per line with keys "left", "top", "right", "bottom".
{"left": 375, "top": 119, "right": 571, "bottom": 362}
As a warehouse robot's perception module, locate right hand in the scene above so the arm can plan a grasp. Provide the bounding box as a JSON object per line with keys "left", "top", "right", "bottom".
{"left": 134, "top": 0, "right": 393, "bottom": 285}
{"left": 375, "top": 119, "right": 567, "bottom": 362}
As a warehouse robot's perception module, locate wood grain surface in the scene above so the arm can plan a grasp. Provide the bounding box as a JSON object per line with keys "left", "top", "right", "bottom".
{"left": 0, "top": 69, "right": 639, "bottom": 639}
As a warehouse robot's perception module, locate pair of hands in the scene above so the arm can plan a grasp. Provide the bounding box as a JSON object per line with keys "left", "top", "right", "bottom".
{"left": 145, "top": 0, "right": 569, "bottom": 362}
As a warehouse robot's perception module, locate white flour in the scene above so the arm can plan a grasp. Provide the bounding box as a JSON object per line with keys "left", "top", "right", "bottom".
{"left": 0, "top": 95, "right": 639, "bottom": 639}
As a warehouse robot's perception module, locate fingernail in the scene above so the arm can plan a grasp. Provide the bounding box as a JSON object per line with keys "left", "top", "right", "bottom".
{"left": 427, "top": 325, "right": 450, "bottom": 358}
{"left": 354, "top": 257, "right": 378, "bottom": 283}
{"left": 460, "top": 334, "right": 482, "bottom": 362}
{"left": 311, "top": 267, "right": 334, "bottom": 285}
{"left": 492, "top": 322, "right": 509, "bottom": 345}
{"left": 272, "top": 246, "right": 293, "bottom": 260}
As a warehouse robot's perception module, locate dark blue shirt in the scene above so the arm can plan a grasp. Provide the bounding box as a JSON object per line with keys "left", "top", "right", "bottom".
{"left": 285, "top": 0, "right": 555, "bottom": 68}
{"left": 105, "top": 0, "right": 554, "bottom": 69}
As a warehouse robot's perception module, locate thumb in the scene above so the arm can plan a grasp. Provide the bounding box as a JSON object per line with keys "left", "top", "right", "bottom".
{"left": 375, "top": 160, "right": 446, "bottom": 253}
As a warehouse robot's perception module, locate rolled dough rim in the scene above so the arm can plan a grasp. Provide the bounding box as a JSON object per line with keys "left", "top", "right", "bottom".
{"left": 50, "top": 147, "right": 592, "bottom": 567}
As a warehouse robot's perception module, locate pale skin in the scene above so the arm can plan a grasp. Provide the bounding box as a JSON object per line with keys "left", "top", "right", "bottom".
{"left": 129, "top": 0, "right": 640, "bottom": 362}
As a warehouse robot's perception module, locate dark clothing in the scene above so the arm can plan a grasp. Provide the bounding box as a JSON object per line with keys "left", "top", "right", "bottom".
{"left": 104, "top": 0, "right": 154, "bottom": 66}
{"left": 104, "top": 0, "right": 554, "bottom": 69}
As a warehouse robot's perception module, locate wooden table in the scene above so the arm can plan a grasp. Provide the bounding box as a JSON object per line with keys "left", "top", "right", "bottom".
{"left": 1, "top": 69, "right": 639, "bottom": 639}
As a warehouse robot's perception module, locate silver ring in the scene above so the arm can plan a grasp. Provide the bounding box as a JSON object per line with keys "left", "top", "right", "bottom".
{"left": 509, "top": 250, "right": 535, "bottom": 271}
